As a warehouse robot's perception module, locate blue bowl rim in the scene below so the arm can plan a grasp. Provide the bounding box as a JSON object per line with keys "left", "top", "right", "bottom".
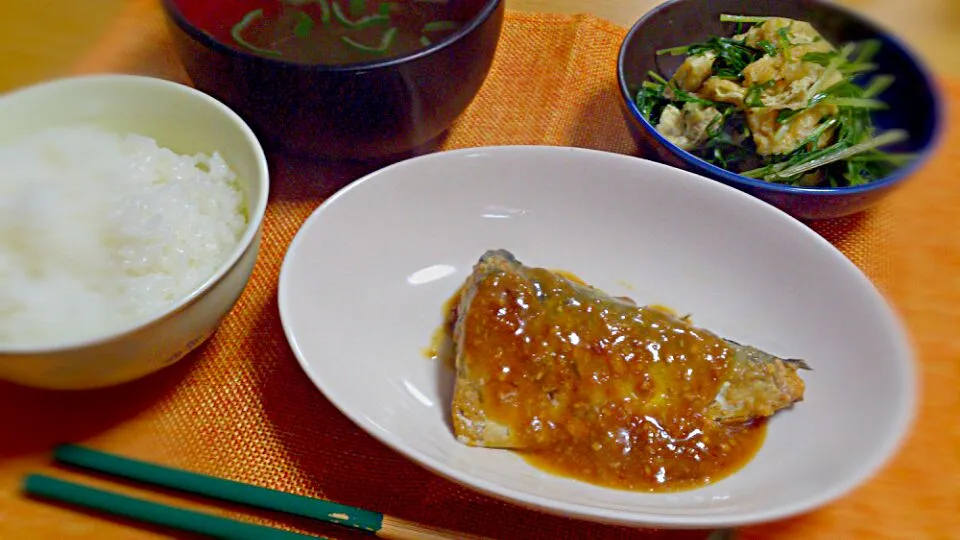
{"left": 616, "top": 0, "right": 945, "bottom": 197}
{"left": 160, "top": 0, "right": 503, "bottom": 72}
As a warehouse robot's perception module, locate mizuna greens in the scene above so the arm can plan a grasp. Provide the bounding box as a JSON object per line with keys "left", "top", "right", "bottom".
{"left": 637, "top": 14, "right": 914, "bottom": 188}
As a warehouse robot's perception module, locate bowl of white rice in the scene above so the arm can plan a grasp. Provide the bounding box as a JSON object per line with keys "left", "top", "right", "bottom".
{"left": 0, "top": 74, "right": 269, "bottom": 390}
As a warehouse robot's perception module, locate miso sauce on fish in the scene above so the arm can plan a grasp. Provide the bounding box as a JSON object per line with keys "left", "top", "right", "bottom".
{"left": 437, "top": 250, "right": 808, "bottom": 492}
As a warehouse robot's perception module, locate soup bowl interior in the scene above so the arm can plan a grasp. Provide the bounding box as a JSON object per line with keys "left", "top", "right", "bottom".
{"left": 161, "top": 0, "right": 505, "bottom": 162}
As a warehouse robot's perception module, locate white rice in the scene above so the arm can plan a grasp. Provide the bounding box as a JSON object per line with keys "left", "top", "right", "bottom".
{"left": 0, "top": 125, "right": 247, "bottom": 348}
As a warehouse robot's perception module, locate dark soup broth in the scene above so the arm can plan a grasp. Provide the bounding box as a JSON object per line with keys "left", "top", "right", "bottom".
{"left": 210, "top": 0, "right": 479, "bottom": 64}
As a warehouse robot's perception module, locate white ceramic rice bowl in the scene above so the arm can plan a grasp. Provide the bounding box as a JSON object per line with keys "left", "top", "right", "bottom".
{"left": 0, "top": 75, "right": 269, "bottom": 390}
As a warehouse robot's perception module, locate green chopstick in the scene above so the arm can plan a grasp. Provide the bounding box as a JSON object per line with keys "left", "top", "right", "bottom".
{"left": 22, "top": 474, "right": 325, "bottom": 540}
{"left": 49, "top": 444, "right": 485, "bottom": 540}
{"left": 54, "top": 444, "right": 380, "bottom": 532}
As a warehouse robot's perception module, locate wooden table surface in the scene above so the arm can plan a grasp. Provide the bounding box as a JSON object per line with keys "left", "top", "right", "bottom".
{"left": 0, "top": 0, "right": 958, "bottom": 93}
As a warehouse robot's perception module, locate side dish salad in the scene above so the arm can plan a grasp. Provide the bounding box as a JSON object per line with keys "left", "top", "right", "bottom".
{"left": 637, "top": 14, "right": 915, "bottom": 188}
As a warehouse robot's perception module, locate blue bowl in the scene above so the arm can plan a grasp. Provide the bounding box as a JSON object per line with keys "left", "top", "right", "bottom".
{"left": 616, "top": 0, "right": 943, "bottom": 220}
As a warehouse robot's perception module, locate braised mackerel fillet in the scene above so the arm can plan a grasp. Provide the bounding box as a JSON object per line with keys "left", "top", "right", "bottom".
{"left": 450, "top": 249, "right": 809, "bottom": 490}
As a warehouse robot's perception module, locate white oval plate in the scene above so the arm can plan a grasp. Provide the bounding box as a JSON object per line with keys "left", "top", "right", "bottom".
{"left": 278, "top": 146, "right": 914, "bottom": 529}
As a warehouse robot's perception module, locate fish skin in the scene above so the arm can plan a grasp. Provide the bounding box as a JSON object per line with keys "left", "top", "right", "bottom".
{"left": 451, "top": 249, "right": 809, "bottom": 448}
{"left": 706, "top": 341, "right": 810, "bottom": 424}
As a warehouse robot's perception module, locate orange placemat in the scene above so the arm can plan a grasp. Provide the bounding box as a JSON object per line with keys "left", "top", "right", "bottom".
{"left": 1, "top": 1, "right": 957, "bottom": 539}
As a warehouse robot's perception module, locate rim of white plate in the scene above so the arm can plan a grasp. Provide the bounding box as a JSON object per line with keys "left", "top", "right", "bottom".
{"left": 277, "top": 145, "right": 917, "bottom": 529}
